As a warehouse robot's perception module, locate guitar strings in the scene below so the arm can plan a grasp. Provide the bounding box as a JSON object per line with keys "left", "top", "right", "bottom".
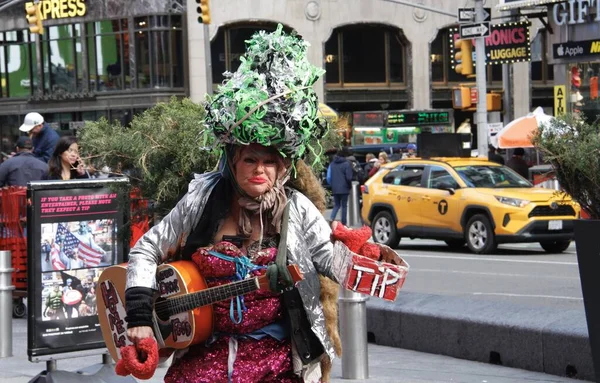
{"left": 154, "top": 278, "right": 259, "bottom": 318}
{"left": 155, "top": 280, "right": 256, "bottom": 317}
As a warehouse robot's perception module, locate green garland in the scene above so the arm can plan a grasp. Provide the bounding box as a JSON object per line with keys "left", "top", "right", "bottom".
{"left": 204, "top": 24, "right": 327, "bottom": 162}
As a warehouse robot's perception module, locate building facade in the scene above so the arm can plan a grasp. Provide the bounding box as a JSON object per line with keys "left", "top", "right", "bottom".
{"left": 0, "top": 0, "right": 188, "bottom": 151}
{"left": 0, "top": 0, "right": 556, "bottom": 154}
{"left": 186, "top": 0, "right": 551, "bottom": 135}
{"left": 544, "top": 0, "right": 600, "bottom": 123}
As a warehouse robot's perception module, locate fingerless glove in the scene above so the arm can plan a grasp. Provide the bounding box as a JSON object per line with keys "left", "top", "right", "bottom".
{"left": 124, "top": 286, "right": 154, "bottom": 328}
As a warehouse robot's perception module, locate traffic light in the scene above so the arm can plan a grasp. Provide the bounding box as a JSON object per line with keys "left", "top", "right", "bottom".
{"left": 452, "top": 86, "right": 472, "bottom": 109}
{"left": 454, "top": 39, "right": 473, "bottom": 76}
{"left": 197, "top": 0, "right": 211, "bottom": 24}
{"left": 25, "top": 3, "right": 44, "bottom": 35}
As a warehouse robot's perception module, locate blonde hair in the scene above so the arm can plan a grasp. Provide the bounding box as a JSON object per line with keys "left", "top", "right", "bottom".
{"left": 288, "top": 159, "right": 327, "bottom": 213}
{"left": 378, "top": 152, "right": 389, "bottom": 163}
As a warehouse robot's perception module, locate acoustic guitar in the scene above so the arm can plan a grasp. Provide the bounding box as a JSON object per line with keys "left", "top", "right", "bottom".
{"left": 96, "top": 260, "right": 302, "bottom": 363}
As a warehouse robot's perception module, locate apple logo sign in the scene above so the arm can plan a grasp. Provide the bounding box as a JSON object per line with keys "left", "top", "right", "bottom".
{"left": 557, "top": 45, "right": 564, "bottom": 56}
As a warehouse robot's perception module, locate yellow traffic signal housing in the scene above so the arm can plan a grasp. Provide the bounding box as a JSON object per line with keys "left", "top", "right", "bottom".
{"left": 25, "top": 3, "right": 44, "bottom": 35}
{"left": 197, "top": 0, "right": 211, "bottom": 24}
{"left": 454, "top": 39, "right": 473, "bottom": 76}
{"left": 452, "top": 86, "right": 472, "bottom": 109}
{"left": 487, "top": 93, "right": 502, "bottom": 111}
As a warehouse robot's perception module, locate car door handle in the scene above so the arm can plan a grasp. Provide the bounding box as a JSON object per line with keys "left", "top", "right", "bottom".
{"left": 422, "top": 196, "right": 431, "bottom": 201}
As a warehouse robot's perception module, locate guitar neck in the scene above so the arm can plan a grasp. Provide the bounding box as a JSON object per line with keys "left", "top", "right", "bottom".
{"left": 158, "top": 277, "right": 260, "bottom": 317}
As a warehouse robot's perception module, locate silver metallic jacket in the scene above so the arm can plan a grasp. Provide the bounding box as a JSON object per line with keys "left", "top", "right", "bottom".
{"left": 126, "top": 171, "right": 352, "bottom": 360}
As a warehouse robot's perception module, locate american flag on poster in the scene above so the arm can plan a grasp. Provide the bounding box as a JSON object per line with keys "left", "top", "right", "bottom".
{"left": 55, "top": 223, "right": 105, "bottom": 267}
{"left": 50, "top": 243, "right": 66, "bottom": 270}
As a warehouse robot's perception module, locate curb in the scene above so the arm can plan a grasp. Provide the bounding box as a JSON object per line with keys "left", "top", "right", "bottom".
{"left": 366, "top": 292, "right": 594, "bottom": 381}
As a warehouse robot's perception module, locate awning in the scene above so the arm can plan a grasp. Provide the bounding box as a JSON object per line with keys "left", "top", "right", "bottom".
{"left": 496, "top": 0, "right": 565, "bottom": 11}
{"left": 318, "top": 103, "right": 339, "bottom": 124}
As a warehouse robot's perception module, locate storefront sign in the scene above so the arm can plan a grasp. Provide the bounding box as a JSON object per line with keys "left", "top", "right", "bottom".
{"left": 485, "top": 22, "right": 531, "bottom": 65}
{"left": 386, "top": 110, "right": 451, "bottom": 127}
{"left": 449, "top": 21, "right": 531, "bottom": 67}
{"left": 25, "top": 0, "right": 87, "bottom": 20}
{"left": 27, "top": 179, "right": 128, "bottom": 359}
{"left": 553, "top": 0, "right": 600, "bottom": 26}
{"left": 353, "top": 111, "right": 384, "bottom": 128}
{"left": 554, "top": 85, "right": 566, "bottom": 117}
{"left": 497, "top": 0, "right": 559, "bottom": 11}
{"left": 552, "top": 39, "right": 600, "bottom": 59}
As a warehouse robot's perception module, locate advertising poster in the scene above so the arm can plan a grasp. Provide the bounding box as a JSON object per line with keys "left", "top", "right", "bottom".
{"left": 27, "top": 178, "right": 129, "bottom": 359}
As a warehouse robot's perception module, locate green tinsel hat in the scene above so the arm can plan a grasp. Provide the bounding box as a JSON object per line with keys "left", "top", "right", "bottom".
{"left": 204, "top": 24, "right": 327, "bottom": 162}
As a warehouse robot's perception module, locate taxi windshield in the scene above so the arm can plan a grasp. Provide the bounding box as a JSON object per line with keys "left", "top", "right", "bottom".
{"left": 454, "top": 165, "right": 532, "bottom": 188}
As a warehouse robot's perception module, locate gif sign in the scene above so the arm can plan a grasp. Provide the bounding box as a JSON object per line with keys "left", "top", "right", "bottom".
{"left": 554, "top": 85, "right": 566, "bottom": 117}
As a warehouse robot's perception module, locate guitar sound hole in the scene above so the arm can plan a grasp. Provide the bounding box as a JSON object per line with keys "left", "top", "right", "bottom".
{"left": 155, "top": 297, "right": 170, "bottom": 322}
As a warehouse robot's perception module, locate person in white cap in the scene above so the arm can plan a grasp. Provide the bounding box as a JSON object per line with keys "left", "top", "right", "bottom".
{"left": 19, "top": 112, "right": 60, "bottom": 163}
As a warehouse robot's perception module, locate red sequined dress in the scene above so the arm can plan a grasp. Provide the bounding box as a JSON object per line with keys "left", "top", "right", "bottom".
{"left": 164, "top": 240, "right": 301, "bottom": 383}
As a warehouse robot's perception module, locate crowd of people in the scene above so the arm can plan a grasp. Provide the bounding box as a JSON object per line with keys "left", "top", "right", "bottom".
{"left": 325, "top": 145, "right": 417, "bottom": 224}
{"left": 0, "top": 112, "right": 93, "bottom": 187}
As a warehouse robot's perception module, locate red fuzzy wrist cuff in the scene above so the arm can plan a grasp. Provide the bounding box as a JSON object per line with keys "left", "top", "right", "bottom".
{"left": 115, "top": 337, "right": 159, "bottom": 380}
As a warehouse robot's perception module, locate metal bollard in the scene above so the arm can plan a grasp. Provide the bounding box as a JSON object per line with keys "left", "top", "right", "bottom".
{"left": 0, "top": 250, "right": 14, "bottom": 358}
{"left": 347, "top": 181, "right": 361, "bottom": 228}
{"left": 339, "top": 289, "right": 369, "bottom": 379}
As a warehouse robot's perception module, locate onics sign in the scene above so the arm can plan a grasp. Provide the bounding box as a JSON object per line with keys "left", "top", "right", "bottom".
{"left": 25, "top": 0, "right": 86, "bottom": 20}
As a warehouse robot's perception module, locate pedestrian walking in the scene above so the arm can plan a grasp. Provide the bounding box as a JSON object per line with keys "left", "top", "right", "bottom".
{"left": 368, "top": 151, "right": 389, "bottom": 178}
{"left": 18, "top": 112, "right": 59, "bottom": 162}
{"left": 488, "top": 144, "right": 505, "bottom": 165}
{"left": 0, "top": 136, "right": 48, "bottom": 186}
{"left": 506, "top": 147, "right": 530, "bottom": 179}
{"left": 328, "top": 148, "right": 353, "bottom": 225}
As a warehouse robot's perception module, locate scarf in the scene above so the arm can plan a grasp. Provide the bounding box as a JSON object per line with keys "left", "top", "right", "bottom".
{"left": 237, "top": 172, "right": 290, "bottom": 246}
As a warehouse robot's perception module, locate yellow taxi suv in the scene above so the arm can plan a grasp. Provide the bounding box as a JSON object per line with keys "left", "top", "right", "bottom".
{"left": 361, "top": 157, "right": 580, "bottom": 254}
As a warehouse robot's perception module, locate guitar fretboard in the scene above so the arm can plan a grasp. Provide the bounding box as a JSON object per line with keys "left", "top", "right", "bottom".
{"left": 155, "top": 277, "right": 260, "bottom": 317}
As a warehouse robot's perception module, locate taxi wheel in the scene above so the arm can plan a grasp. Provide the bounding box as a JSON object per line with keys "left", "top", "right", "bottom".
{"left": 540, "top": 240, "right": 571, "bottom": 253}
{"left": 465, "top": 214, "right": 497, "bottom": 254}
{"left": 371, "top": 211, "right": 400, "bottom": 248}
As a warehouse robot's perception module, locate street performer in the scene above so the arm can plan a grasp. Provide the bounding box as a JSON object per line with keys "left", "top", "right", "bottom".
{"left": 124, "top": 25, "right": 402, "bottom": 383}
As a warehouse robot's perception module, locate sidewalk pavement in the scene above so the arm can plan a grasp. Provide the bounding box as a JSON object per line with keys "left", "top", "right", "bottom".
{"left": 0, "top": 318, "right": 590, "bottom": 383}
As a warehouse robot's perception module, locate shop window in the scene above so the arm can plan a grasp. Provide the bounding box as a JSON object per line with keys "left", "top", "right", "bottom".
{"left": 110, "top": 109, "right": 133, "bottom": 126}
{"left": 172, "top": 30, "right": 184, "bottom": 88}
{"left": 87, "top": 20, "right": 130, "bottom": 91}
{"left": 0, "top": 47, "right": 6, "bottom": 98}
{"left": 530, "top": 30, "right": 553, "bottom": 84}
{"left": 134, "top": 15, "right": 184, "bottom": 89}
{"left": 1, "top": 30, "right": 35, "bottom": 98}
{"left": 430, "top": 32, "right": 444, "bottom": 83}
{"left": 491, "top": 64, "right": 503, "bottom": 82}
{"left": 567, "top": 63, "right": 600, "bottom": 122}
{"left": 135, "top": 31, "right": 151, "bottom": 88}
{"left": 43, "top": 25, "right": 78, "bottom": 93}
{"left": 325, "top": 34, "right": 340, "bottom": 84}
{"left": 210, "top": 23, "right": 293, "bottom": 84}
{"left": 342, "top": 27, "right": 386, "bottom": 83}
{"left": 45, "top": 112, "right": 76, "bottom": 132}
{"left": 324, "top": 24, "right": 406, "bottom": 86}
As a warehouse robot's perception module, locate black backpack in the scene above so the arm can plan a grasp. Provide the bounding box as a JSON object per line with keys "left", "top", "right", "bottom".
{"left": 350, "top": 160, "right": 365, "bottom": 183}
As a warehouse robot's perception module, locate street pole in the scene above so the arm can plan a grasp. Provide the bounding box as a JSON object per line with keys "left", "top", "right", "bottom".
{"left": 475, "top": 0, "right": 488, "bottom": 157}
{"left": 204, "top": 23, "right": 213, "bottom": 95}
